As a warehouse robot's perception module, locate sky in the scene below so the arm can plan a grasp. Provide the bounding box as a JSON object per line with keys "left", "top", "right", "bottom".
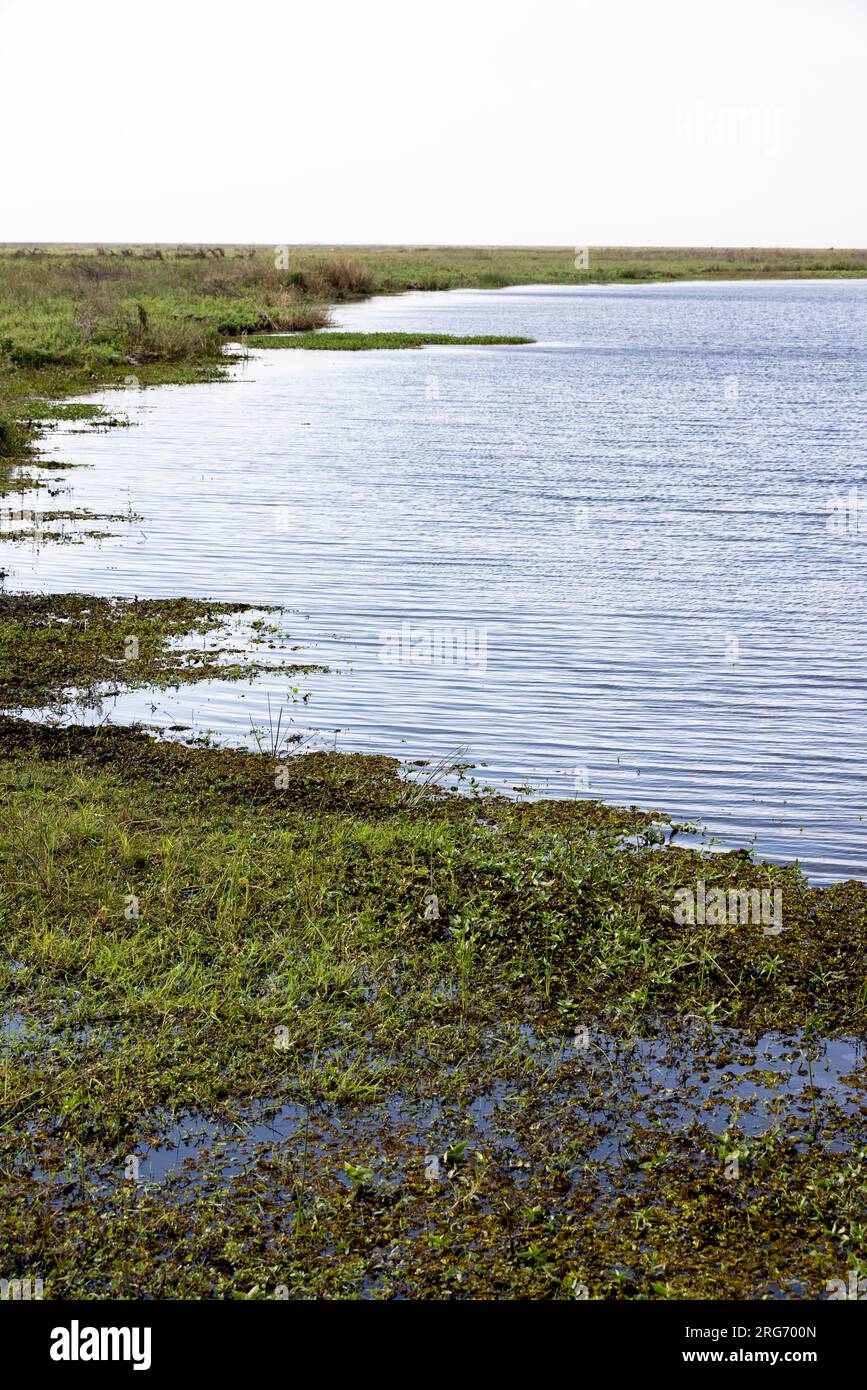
{"left": 1, "top": 0, "right": 865, "bottom": 246}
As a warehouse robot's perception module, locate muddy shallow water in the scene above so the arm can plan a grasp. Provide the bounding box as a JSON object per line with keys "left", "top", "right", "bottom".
{"left": 12, "top": 1018, "right": 865, "bottom": 1298}
{"left": 2, "top": 279, "right": 866, "bottom": 882}
{"left": 131, "top": 1025, "right": 866, "bottom": 1181}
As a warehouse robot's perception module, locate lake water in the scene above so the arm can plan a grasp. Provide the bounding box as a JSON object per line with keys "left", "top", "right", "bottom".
{"left": 3, "top": 280, "right": 866, "bottom": 882}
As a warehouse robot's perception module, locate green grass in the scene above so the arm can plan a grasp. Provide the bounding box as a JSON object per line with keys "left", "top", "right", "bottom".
{"left": 0, "top": 718, "right": 864, "bottom": 1298}
{"left": 248, "top": 331, "right": 536, "bottom": 350}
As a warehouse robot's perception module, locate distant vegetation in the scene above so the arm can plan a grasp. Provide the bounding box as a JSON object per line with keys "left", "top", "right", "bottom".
{"left": 2, "top": 242, "right": 865, "bottom": 471}
{"left": 271, "top": 243, "right": 867, "bottom": 290}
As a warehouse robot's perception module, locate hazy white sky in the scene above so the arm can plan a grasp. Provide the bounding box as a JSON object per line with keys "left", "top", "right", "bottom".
{"left": 2, "top": 0, "right": 865, "bottom": 245}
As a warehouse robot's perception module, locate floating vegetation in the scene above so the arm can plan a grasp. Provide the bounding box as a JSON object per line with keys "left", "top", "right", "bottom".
{"left": 247, "top": 331, "right": 536, "bottom": 350}
{"left": 0, "top": 593, "right": 324, "bottom": 709}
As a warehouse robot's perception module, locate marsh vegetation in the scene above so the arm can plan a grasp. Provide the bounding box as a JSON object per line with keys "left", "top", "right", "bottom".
{"left": 1, "top": 244, "right": 865, "bottom": 1300}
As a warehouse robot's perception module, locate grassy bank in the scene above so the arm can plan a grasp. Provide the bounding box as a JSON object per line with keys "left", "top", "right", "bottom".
{"left": 1, "top": 711, "right": 865, "bottom": 1299}
{"left": 0, "top": 250, "right": 360, "bottom": 481}
{"left": 1, "top": 246, "right": 866, "bottom": 1300}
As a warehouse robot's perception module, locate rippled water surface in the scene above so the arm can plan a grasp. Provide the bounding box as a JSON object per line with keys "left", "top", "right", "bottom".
{"left": 4, "top": 280, "right": 867, "bottom": 881}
